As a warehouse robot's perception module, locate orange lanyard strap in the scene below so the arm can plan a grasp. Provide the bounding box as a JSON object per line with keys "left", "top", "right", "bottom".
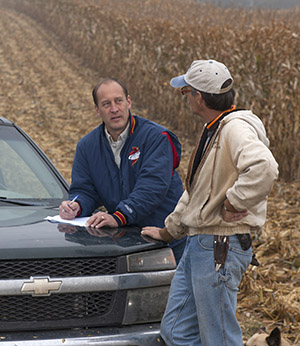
{"left": 206, "top": 105, "right": 236, "bottom": 130}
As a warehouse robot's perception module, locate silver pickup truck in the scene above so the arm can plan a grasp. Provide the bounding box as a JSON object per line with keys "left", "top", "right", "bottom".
{"left": 0, "top": 117, "right": 175, "bottom": 345}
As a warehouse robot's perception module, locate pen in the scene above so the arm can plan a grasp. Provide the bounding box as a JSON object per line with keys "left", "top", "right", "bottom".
{"left": 68, "top": 195, "right": 79, "bottom": 208}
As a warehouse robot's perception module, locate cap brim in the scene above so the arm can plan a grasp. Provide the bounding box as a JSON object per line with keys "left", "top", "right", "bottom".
{"left": 170, "top": 75, "right": 188, "bottom": 88}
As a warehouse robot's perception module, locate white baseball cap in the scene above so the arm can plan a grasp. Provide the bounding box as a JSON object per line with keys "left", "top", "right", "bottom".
{"left": 170, "top": 59, "right": 233, "bottom": 94}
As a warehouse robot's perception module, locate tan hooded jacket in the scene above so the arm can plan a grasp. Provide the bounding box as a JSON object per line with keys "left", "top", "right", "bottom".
{"left": 165, "top": 110, "right": 279, "bottom": 239}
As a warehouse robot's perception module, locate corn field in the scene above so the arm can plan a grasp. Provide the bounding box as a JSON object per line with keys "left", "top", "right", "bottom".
{"left": 0, "top": 0, "right": 299, "bottom": 343}
{"left": 3, "top": 0, "right": 300, "bottom": 182}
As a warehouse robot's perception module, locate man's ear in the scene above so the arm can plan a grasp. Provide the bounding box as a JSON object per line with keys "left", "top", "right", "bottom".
{"left": 94, "top": 105, "right": 100, "bottom": 117}
{"left": 196, "top": 91, "right": 204, "bottom": 105}
{"left": 127, "top": 95, "right": 132, "bottom": 109}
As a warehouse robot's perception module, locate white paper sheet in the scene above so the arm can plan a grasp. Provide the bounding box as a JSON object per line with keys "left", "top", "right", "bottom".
{"left": 45, "top": 215, "right": 90, "bottom": 227}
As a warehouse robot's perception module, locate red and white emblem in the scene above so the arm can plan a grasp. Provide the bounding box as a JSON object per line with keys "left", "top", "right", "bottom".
{"left": 128, "top": 146, "right": 140, "bottom": 166}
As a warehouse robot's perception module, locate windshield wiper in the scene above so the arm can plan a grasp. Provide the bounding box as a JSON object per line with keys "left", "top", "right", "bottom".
{"left": 0, "top": 197, "right": 45, "bottom": 206}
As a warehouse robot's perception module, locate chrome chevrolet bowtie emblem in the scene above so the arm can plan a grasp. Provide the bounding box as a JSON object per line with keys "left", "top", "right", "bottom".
{"left": 21, "top": 277, "right": 62, "bottom": 296}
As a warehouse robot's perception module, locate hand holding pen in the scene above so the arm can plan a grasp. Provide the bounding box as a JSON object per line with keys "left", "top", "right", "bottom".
{"left": 67, "top": 195, "right": 79, "bottom": 208}
{"left": 59, "top": 195, "right": 80, "bottom": 220}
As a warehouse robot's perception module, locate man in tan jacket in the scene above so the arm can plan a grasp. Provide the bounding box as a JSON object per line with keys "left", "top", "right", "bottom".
{"left": 142, "top": 59, "right": 278, "bottom": 346}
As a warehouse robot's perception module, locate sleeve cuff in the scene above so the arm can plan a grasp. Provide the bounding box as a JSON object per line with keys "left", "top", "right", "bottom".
{"left": 111, "top": 211, "right": 127, "bottom": 226}
{"left": 159, "top": 227, "right": 174, "bottom": 242}
{"left": 76, "top": 203, "right": 82, "bottom": 217}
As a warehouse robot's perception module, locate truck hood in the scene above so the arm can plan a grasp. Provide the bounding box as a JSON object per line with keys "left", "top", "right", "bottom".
{"left": 0, "top": 206, "right": 165, "bottom": 260}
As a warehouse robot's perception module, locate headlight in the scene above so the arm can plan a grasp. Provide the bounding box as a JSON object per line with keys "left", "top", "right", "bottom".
{"left": 123, "top": 286, "right": 170, "bottom": 325}
{"left": 123, "top": 248, "right": 176, "bottom": 325}
{"left": 127, "top": 248, "right": 176, "bottom": 272}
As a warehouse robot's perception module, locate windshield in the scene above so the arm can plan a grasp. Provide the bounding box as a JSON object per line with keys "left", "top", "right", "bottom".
{"left": 0, "top": 126, "right": 68, "bottom": 206}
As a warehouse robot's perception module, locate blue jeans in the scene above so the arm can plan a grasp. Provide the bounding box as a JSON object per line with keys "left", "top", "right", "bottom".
{"left": 161, "top": 234, "right": 252, "bottom": 346}
{"left": 169, "top": 237, "right": 187, "bottom": 265}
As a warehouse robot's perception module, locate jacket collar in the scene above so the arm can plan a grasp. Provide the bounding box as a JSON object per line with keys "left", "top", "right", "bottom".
{"left": 129, "top": 112, "right": 136, "bottom": 135}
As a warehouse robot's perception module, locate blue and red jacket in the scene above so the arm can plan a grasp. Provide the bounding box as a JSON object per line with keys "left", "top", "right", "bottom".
{"left": 69, "top": 114, "right": 183, "bottom": 229}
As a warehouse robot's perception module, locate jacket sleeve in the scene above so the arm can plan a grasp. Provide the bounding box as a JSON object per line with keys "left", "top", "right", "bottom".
{"left": 225, "top": 120, "right": 279, "bottom": 211}
{"left": 164, "top": 190, "right": 189, "bottom": 239}
{"left": 69, "top": 141, "right": 102, "bottom": 217}
{"left": 112, "top": 131, "right": 182, "bottom": 226}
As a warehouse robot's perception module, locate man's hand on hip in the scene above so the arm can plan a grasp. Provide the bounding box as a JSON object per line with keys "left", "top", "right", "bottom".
{"left": 222, "top": 199, "right": 248, "bottom": 222}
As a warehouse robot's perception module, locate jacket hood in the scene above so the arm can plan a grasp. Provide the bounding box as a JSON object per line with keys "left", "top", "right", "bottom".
{"left": 223, "top": 110, "right": 270, "bottom": 147}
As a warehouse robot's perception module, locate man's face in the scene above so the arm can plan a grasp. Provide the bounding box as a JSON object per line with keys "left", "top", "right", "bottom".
{"left": 95, "top": 81, "right": 131, "bottom": 140}
{"left": 187, "top": 92, "right": 200, "bottom": 115}
{"left": 181, "top": 86, "right": 201, "bottom": 116}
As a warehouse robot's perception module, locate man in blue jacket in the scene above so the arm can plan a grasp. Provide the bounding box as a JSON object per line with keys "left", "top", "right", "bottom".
{"left": 59, "top": 78, "right": 186, "bottom": 262}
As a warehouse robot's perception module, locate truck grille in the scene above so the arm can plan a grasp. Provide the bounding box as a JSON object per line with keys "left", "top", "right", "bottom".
{"left": 0, "top": 257, "right": 127, "bottom": 331}
{"left": 0, "top": 292, "right": 113, "bottom": 321}
{"left": 0, "top": 289, "right": 127, "bottom": 331}
{"left": 0, "top": 257, "right": 118, "bottom": 279}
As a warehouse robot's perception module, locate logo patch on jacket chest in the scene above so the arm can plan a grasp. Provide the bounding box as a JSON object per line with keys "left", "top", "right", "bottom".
{"left": 128, "top": 146, "right": 140, "bottom": 166}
